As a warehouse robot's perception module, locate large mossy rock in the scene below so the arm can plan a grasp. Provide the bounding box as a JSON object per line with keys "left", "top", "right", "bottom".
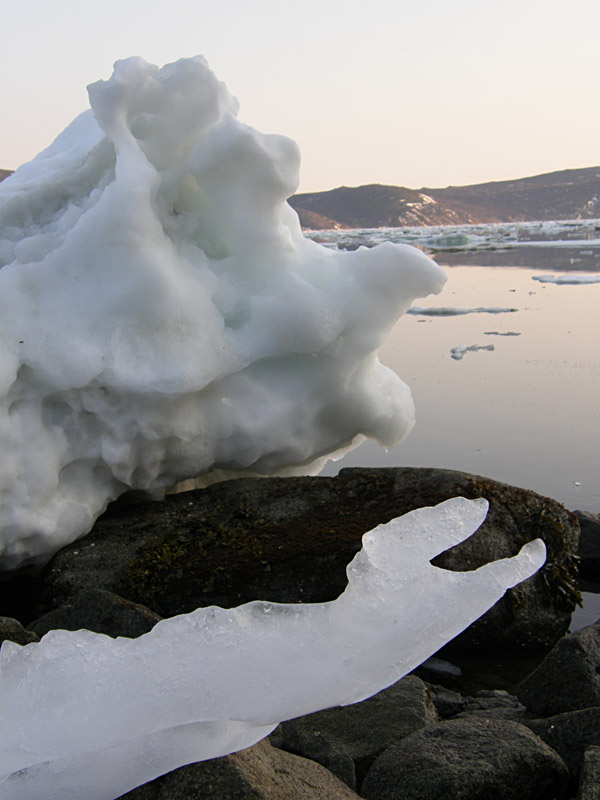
{"left": 39, "top": 467, "right": 579, "bottom": 652}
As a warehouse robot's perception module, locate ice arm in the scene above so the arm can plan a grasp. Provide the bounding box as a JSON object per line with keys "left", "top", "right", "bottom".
{"left": 0, "top": 498, "right": 545, "bottom": 800}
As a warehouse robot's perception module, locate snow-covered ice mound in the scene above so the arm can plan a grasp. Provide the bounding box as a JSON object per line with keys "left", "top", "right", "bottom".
{"left": 0, "top": 56, "right": 445, "bottom": 570}
{"left": 0, "top": 497, "right": 546, "bottom": 800}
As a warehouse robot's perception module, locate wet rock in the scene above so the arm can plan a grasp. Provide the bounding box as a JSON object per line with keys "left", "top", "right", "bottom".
{"left": 426, "top": 684, "right": 470, "bottom": 718}
{"left": 517, "top": 620, "right": 600, "bottom": 716}
{"left": 29, "top": 589, "right": 162, "bottom": 638}
{"left": 576, "top": 510, "right": 600, "bottom": 581}
{"left": 361, "top": 717, "right": 569, "bottom": 800}
{"left": 456, "top": 689, "right": 530, "bottom": 722}
{"left": 39, "top": 467, "right": 580, "bottom": 652}
{"left": 526, "top": 708, "right": 600, "bottom": 786}
{"left": 0, "top": 616, "right": 39, "bottom": 646}
{"left": 270, "top": 725, "right": 356, "bottom": 791}
{"left": 273, "top": 675, "right": 437, "bottom": 789}
{"left": 117, "top": 738, "right": 361, "bottom": 800}
{"left": 578, "top": 746, "right": 600, "bottom": 800}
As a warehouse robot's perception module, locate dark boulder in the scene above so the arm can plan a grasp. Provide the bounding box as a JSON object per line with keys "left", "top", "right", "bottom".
{"left": 426, "top": 684, "right": 470, "bottom": 718}
{"left": 29, "top": 589, "right": 162, "bottom": 638}
{"left": 579, "top": 746, "right": 600, "bottom": 800}
{"left": 517, "top": 620, "right": 600, "bottom": 716}
{"left": 39, "top": 468, "right": 579, "bottom": 653}
{"left": 117, "top": 738, "right": 361, "bottom": 800}
{"left": 576, "top": 510, "right": 600, "bottom": 581}
{"left": 360, "top": 717, "right": 569, "bottom": 800}
{"left": 455, "top": 688, "right": 530, "bottom": 722}
{"left": 0, "top": 616, "right": 39, "bottom": 646}
{"left": 272, "top": 675, "right": 437, "bottom": 790}
{"left": 525, "top": 708, "right": 600, "bottom": 788}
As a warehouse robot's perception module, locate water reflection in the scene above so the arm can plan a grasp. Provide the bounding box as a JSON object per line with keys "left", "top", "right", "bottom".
{"left": 322, "top": 265, "right": 600, "bottom": 514}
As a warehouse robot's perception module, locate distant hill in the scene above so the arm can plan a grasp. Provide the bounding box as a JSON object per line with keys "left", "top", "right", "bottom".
{"left": 290, "top": 167, "right": 600, "bottom": 229}
{"left": 4, "top": 165, "right": 600, "bottom": 229}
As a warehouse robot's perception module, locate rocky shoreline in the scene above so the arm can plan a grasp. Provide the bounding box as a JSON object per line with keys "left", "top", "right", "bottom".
{"left": 1, "top": 467, "right": 599, "bottom": 799}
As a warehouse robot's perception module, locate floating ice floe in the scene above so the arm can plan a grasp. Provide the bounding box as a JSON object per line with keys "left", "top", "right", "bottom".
{"left": 531, "top": 273, "right": 600, "bottom": 285}
{"left": 407, "top": 306, "right": 517, "bottom": 316}
{"left": 306, "top": 219, "right": 600, "bottom": 256}
{"left": 450, "top": 344, "right": 495, "bottom": 360}
{"left": 0, "top": 497, "right": 546, "bottom": 800}
{"left": 0, "top": 56, "right": 446, "bottom": 570}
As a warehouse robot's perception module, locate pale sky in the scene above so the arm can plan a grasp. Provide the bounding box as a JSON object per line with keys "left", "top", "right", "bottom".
{"left": 2, "top": 0, "right": 598, "bottom": 193}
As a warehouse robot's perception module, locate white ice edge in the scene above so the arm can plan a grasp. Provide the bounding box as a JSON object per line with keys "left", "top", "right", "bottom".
{"left": 0, "top": 497, "right": 546, "bottom": 800}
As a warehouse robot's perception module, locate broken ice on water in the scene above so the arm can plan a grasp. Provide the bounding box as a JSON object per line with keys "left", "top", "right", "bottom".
{"left": 450, "top": 344, "right": 495, "bottom": 360}
{"left": 0, "top": 497, "right": 546, "bottom": 800}
{"left": 407, "top": 306, "right": 518, "bottom": 316}
{"left": 532, "top": 273, "right": 600, "bottom": 285}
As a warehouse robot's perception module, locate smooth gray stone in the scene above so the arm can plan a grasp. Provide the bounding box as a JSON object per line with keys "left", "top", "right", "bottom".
{"left": 29, "top": 588, "right": 162, "bottom": 638}
{"left": 273, "top": 675, "right": 437, "bottom": 790}
{"left": 117, "top": 738, "right": 362, "bottom": 800}
{"left": 517, "top": 620, "right": 600, "bottom": 716}
{"left": 361, "top": 717, "right": 569, "bottom": 800}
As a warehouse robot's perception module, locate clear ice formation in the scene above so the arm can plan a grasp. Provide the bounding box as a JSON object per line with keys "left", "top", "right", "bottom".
{"left": 0, "top": 56, "right": 446, "bottom": 570}
{"left": 0, "top": 497, "right": 546, "bottom": 800}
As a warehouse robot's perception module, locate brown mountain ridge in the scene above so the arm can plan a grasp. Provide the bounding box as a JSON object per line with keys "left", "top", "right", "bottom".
{"left": 289, "top": 167, "right": 600, "bottom": 229}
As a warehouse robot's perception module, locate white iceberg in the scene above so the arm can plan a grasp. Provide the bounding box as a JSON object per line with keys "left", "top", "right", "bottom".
{"left": 0, "top": 497, "right": 546, "bottom": 800}
{"left": 0, "top": 56, "right": 446, "bottom": 570}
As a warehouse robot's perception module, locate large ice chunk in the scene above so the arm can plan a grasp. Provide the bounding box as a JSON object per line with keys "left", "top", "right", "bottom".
{"left": 0, "top": 56, "right": 446, "bottom": 570}
{"left": 0, "top": 497, "right": 546, "bottom": 800}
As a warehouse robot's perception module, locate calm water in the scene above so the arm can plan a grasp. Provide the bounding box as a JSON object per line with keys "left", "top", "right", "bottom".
{"left": 317, "top": 221, "right": 600, "bottom": 514}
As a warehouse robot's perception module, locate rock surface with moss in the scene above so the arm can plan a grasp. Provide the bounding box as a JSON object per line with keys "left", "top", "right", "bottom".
{"left": 36, "top": 467, "right": 579, "bottom": 652}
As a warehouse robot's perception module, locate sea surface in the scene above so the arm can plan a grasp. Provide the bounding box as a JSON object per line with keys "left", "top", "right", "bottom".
{"left": 310, "top": 219, "right": 600, "bottom": 515}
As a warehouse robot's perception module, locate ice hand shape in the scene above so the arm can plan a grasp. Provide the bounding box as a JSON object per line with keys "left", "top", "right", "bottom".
{"left": 0, "top": 497, "right": 545, "bottom": 800}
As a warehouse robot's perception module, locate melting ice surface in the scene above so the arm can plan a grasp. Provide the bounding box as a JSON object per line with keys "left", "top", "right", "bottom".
{"left": 0, "top": 56, "right": 446, "bottom": 570}
{"left": 0, "top": 497, "right": 546, "bottom": 800}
